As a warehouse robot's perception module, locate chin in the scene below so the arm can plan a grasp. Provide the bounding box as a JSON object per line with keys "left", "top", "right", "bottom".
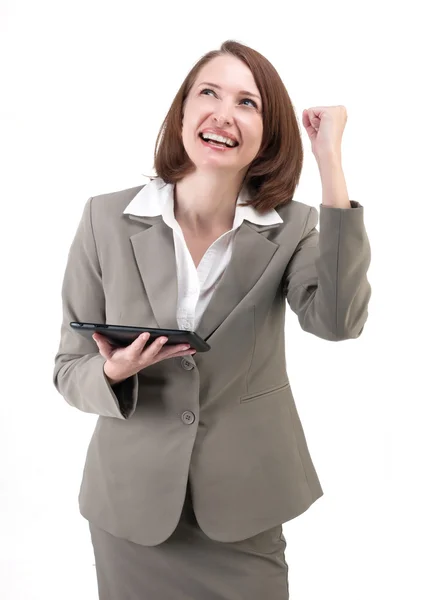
{"left": 190, "top": 152, "right": 235, "bottom": 169}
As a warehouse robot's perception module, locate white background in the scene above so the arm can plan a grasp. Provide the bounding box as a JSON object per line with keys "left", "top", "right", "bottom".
{"left": 1, "top": 1, "right": 429, "bottom": 598}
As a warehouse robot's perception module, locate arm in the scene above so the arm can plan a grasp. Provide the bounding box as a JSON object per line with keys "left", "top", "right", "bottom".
{"left": 282, "top": 201, "right": 372, "bottom": 341}
{"left": 52, "top": 197, "right": 139, "bottom": 419}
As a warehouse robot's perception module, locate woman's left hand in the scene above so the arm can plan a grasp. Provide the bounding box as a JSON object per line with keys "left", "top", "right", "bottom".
{"left": 302, "top": 105, "right": 348, "bottom": 160}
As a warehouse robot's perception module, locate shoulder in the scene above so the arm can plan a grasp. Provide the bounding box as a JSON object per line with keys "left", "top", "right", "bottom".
{"left": 276, "top": 199, "right": 317, "bottom": 222}
{"left": 274, "top": 200, "right": 319, "bottom": 239}
{"left": 88, "top": 184, "right": 147, "bottom": 221}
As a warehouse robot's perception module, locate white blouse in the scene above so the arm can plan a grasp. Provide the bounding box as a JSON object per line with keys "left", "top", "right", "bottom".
{"left": 123, "top": 177, "right": 283, "bottom": 332}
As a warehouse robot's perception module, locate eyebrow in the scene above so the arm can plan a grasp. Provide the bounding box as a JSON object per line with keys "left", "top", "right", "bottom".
{"left": 198, "top": 81, "right": 261, "bottom": 101}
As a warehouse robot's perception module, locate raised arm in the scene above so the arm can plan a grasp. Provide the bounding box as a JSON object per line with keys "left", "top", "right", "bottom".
{"left": 282, "top": 201, "right": 372, "bottom": 341}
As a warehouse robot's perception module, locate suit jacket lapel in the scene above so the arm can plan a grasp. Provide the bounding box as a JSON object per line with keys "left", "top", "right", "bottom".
{"left": 126, "top": 214, "right": 280, "bottom": 341}
{"left": 128, "top": 216, "right": 179, "bottom": 331}
{"left": 195, "top": 223, "right": 280, "bottom": 341}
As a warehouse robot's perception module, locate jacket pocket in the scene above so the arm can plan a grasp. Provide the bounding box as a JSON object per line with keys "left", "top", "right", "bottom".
{"left": 240, "top": 380, "right": 290, "bottom": 403}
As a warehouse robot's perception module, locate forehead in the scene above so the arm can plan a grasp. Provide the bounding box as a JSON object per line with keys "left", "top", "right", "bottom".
{"left": 194, "top": 55, "right": 259, "bottom": 95}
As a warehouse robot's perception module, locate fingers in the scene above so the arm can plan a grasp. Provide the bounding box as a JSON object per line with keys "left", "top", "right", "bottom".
{"left": 128, "top": 333, "right": 169, "bottom": 362}
{"left": 134, "top": 333, "right": 195, "bottom": 361}
{"left": 130, "top": 332, "right": 151, "bottom": 351}
{"left": 94, "top": 331, "right": 195, "bottom": 378}
{"left": 121, "top": 332, "right": 196, "bottom": 368}
{"left": 131, "top": 332, "right": 166, "bottom": 356}
{"left": 147, "top": 336, "right": 192, "bottom": 359}
{"left": 157, "top": 345, "right": 196, "bottom": 361}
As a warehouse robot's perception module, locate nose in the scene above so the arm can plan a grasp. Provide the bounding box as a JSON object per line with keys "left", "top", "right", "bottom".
{"left": 213, "top": 113, "right": 231, "bottom": 126}
{"left": 212, "top": 101, "right": 233, "bottom": 126}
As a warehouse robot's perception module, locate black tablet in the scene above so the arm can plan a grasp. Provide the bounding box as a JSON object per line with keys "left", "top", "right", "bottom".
{"left": 70, "top": 322, "right": 211, "bottom": 353}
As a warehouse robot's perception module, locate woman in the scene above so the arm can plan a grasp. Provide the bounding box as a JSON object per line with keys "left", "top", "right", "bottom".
{"left": 53, "top": 40, "right": 371, "bottom": 599}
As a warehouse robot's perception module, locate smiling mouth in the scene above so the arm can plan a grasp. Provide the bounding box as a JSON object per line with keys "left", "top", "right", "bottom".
{"left": 198, "top": 132, "right": 239, "bottom": 148}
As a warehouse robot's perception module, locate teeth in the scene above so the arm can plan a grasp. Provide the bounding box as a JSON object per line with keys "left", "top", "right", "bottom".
{"left": 200, "top": 132, "right": 237, "bottom": 147}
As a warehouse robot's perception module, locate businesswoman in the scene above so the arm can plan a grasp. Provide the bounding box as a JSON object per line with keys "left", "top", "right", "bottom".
{"left": 53, "top": 39, "right": 371, "bottom": 599}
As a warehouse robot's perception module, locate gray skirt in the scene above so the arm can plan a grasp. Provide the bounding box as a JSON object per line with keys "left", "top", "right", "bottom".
{"left": 89, "top": 481, "right": 289, "bottom": 599}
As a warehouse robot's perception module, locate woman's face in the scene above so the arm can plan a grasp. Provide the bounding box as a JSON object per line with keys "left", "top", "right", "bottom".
{"left": 181, "top": 55, "right": 263, "bottom": 177}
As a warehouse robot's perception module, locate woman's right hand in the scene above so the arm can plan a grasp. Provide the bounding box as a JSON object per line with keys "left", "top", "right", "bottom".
{"left": 92, "top": 332, "right": 196, "bottom": 385}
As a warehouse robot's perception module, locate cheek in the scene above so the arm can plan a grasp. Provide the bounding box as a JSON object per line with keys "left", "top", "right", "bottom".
{"left": 238, "top": 114, "right": 262, "bottom": 136}
{"left": 181, "top": 117, "right": 196, "bottom": 142}
{"left": 243, "top": 126, "right": 263, "bottom": 150}
{"left": 182, "top": 109, "right": 200, "bottom": 136}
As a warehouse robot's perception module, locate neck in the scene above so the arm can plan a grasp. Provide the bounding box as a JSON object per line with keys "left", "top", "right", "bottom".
{"left": 173, "top": 170, "right": 245, "bottom": 234}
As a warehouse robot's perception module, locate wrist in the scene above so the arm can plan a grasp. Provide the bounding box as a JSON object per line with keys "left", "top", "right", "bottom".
{"left": 103, "top": 363, "right": 125, "bottom": 386}
{"left": 315, "top": 150, "right": 342, "bottom": 169}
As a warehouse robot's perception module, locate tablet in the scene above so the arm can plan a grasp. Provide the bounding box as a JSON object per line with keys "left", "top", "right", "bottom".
{"left": 70, "top": 322, "right": 211, "bottom": 353}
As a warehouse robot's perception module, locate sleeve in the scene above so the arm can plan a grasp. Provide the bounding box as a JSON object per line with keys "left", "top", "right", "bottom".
{"left": 52, "top": 196, "right": 139, "bottom": 419}
{"left": 282, "top": 200, "right": 372, "bottom": 341}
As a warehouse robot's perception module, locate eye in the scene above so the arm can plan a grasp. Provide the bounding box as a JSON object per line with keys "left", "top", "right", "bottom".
{"left": 200, "top": 88, "right": 258, "bottom": 109}
{"left": 241, "top": 98, "right": 258, "bottom": 108}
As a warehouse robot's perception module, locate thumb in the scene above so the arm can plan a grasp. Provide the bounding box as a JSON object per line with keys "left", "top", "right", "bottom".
{"left": 302, "top": 109, "right": 318, "bottom": 140}
{"left": 92, "top": 333, "right": 113, "bottom": 359}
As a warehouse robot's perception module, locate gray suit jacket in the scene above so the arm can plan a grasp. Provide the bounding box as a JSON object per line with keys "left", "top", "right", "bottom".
{"left": 53, "top": 184, "right": 371, "bottom": 546}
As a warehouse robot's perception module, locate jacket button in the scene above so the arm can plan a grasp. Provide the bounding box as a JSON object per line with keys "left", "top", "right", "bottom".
{"left": 181, "top": 358, "right": 194, "bottom": 370}
{"left": 181, "top": 411, "right": 195, "bottom": 425}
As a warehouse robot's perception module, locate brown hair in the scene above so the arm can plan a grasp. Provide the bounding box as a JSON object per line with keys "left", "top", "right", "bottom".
{"left": 147, "top": 40, "right": 304, "bottom": 213}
